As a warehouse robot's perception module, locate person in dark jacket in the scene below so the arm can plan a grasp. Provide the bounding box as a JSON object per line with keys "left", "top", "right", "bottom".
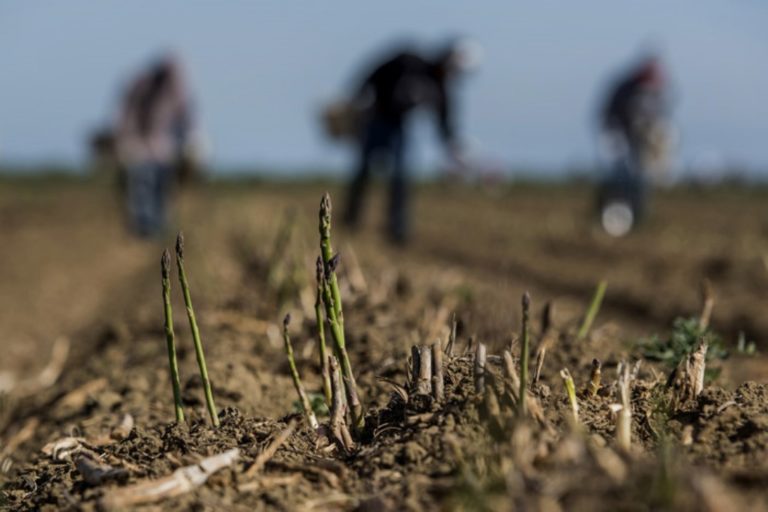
{"left": 344, "top": 39, "right": 481, "bottom": 244}
{"left": 601, "top": 56, "right": 667, "bottom": 167}
{"left": 597, "top": 56, "right": 670, "bottom": 235}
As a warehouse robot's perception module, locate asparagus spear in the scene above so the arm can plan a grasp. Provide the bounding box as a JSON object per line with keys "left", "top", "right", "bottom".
{"left": 317, "top": 194, "right": 363, "bottom": 429}
{"left": 519, "top": 292, "right": 531, "bottom": 416}
{"left": 282, "top": 314, "right": 319, "bottom": 429}
{"left": 161, "top": 249, "right": 185, "bottom": 423}
{"left": 314, "top": 257, "right": 333, "bottom": 406}
{"left": 175, "top": 232, "right": 219, "bottom": 427}
{"left": 319, "top": 193, "right": 343, "bottom": 323}
{"left": 577, "top": 280, "right": 607, "bottom": 341}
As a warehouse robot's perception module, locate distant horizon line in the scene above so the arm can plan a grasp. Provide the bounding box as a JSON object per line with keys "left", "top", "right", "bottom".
{"left": 1, "top": 160, "right": 767, "bottom": 183}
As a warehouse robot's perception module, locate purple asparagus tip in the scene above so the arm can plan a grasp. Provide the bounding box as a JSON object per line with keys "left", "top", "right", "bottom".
{"left": 175, "top": 232, "right": 185, "bottom": 259}
{"left": 161, "top": 249, "right": 171, "bottom": 276}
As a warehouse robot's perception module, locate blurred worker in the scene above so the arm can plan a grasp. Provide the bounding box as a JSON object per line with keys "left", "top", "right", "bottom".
{"left": 338, "top": 39, "right": 482, "bottom": 244}
{"left": 114, "top": 54, "right": 198, "bottom": 238}
{"left": 596, "top": 55, "right": 673, "bottom": 236}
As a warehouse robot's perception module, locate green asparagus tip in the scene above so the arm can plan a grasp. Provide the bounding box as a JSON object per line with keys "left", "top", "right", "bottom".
{"left": 320, "top": 193, "right": 332, "bottom": 231}
{"left": 175, "top": 231, "right": 185, "bottom": 259}
{"left": 283, "top": 313, "right": 291, "bottom": 330}
{"left": 321, "top": 192, "right": 332, "bottom": 216}
{"left": 161, "top": 249, "right": 171, "bottom": 277}
{"left": 522, "top": 291, "right": 531, "bottom": 311}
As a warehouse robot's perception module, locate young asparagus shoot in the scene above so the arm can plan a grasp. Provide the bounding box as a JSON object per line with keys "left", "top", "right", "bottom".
{"left": 269, "top": 209, "right": 297, "bottom": 268}
{"left": 519, "top": 292, "right": 531, "bottom": 416}
{"left": 175, "top": 232, "right": 219, "bottom": 427}
{"left": 282, "top": 314, "right": 319, "bottom": 430}
{"left": 613, "top": 362, "right": 632, "bottom": 451}
{"left": 161, "top": 249, "right": 185, "bottom": 423}
{"left": 317, "top": 194, "right": 363, "bottom": 429}
{"left": 322, "top": 257, "right": 363, "bottom": 428}
{"left": 315, "top": 257, "right": 332, "bottom": 406}
{"left": 319, "top": 193, "right": 343, "bottom": 324}
{"left": 560, "top": 368, "right": 579, "bottom": 424}
{"left": 577, "top": 280, "right": 607, "bottom": 341}
{"left": 586, "top": 358, "right": 602, "bottom": 397}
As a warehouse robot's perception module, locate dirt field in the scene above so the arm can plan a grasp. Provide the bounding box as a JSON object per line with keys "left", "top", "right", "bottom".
{"left": 1, "top": 178, "right": 767, "bottom": 510}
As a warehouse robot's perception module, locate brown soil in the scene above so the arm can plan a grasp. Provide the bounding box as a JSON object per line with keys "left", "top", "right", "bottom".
{"left": 1, "top": 179, "right": 767, "bottom": 511}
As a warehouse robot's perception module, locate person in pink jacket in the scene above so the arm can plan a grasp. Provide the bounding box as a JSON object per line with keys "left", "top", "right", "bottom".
{"left": 115, "top": 54, "right": 195, "bottom": 237}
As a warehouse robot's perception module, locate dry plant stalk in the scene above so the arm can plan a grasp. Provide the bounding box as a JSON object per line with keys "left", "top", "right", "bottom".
{"left": 474, "top": 343, "right": 487, "bottom": 395}
{"left": 74, "top": 451, "right": 127, "bottom": 486}
{"left": 175, "top": 233, "right": 219, "bottom": 427}
{"left": 698, "top": 279, "right": 715, "bottom": 330}
{"left": 464, "top": 335, "right": 475, "bottom": 355}
{"left": 502, "top": 350, "right": 521, "bottom": 397}
{"left": 432, "top": 342, "right": 444, "bottom": 401}
{"left": 282, "top": 314, "right": 319, "bottom": 430}
{"left": 10, "top": 336, "right": 69, "bottom": 398}
{"left": 585, "top": 358, "right": 602, "bottom": 397}
{"left": 560, "top": 368, "right": 579, "bottom": 424}
{"left": 690, "top": 340, "right": 708, "bottom": 398}
{"left": 328, "top": 357, "right": 354, "bottom": 452}
{"left": 410, "top": 345, "right": 421, "bottom": 390}
{"left": 533, "top": 334, "right": 554, "bottom": 385}
{"left": 55, "top": 378, "right": 107, "bottom": 416}
{"left": 483, "top": 380, "right": 502, "bottom": 426}
{"left": 0, "top": 418, "right": 39, "bottom": 459}
{"left": 416, "top": 345, "right": 433, "bottom": 396}
{"left": 577, "top": 280, "right": 607, "bottom": 341}
{"left": 668, "top": 339, "right": 708, "bottom": 407}
{"left": 42, "top": 437, "right": 89, "bottom": 462}
{"left": 161, "top": 249, "right": 185, "bottom": 423}
{"left": 314, "top": 258, "right": 333, "bottom": 406}
{"left": 99, "top": 449, "right": 239, "bottom": 509}
{"left": 532, "top": 301, "right": 555, "bottom": 384}
{"left": 519, "top": 292, "right": 531, "bottom": 416}
{"left": 243, "top": 420, "right": 296, "bottom": 479}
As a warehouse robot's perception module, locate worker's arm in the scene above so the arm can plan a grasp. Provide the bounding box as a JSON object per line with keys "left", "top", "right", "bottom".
{"left": 436, "top": 80, "right": 456, "bottom": 145}
{"left": 435, "top": 81, "right": 469, "bottom": 170}
{"left": 350, "top": 60, "right": 383, "bottom": 111}
{"left": 438, "top": 80, "right": 466, "bottom": 155}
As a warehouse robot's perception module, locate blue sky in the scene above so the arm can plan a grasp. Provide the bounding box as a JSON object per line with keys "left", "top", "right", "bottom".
{"left": 0, "top": 1, "right": 766, "bottom": 177}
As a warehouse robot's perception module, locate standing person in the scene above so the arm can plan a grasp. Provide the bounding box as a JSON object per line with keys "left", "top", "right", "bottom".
{"left": 342, "top": 39, "right": 481, "bottom": 244}
{"left": 115, "top": 54, "right": 196, "bottom": 238}
{"left": 597, "top": 55, "right": 672, "bottom": 236}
